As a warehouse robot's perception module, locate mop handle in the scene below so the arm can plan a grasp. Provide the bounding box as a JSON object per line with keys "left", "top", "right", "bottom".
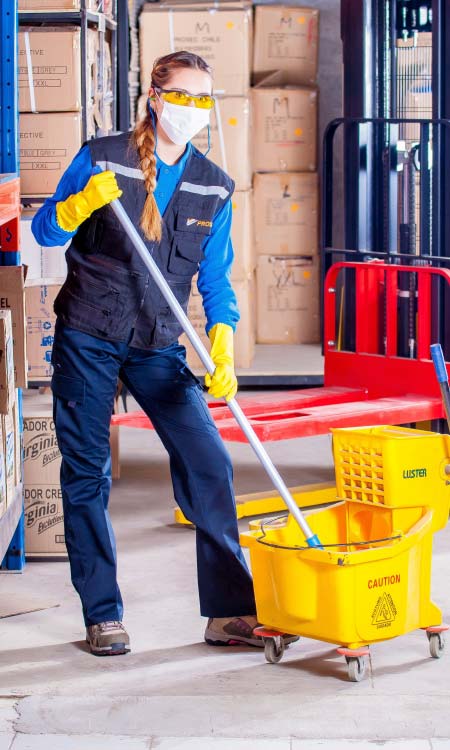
{"left": 110, "top": 199, "right": 321, "bottom": 547}
{"left": 430, "top": 343, "right": 450, "bottom": 431}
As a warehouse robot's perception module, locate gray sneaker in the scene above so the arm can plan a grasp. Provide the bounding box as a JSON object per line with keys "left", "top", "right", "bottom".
{"left": 204, "top": 616, "right": 299, "bottom": 648}
{"left": 86, "top": 621, "right": 130, "bottom": 656}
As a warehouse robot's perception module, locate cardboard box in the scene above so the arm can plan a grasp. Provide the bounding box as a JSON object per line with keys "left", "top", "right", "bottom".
{"left": 231, "top": 190, "right": 254, "bottom": 280}
{"left": 138, "top": 94, "right": 252, "bottom": 191}
{"left": 0, "top": 267, "right": 28, "bottom": 389}
{"left": 101, "top": 0, "right": 114, "bottom": 17}
{"left": 252, "top": 86, "right": 317, "bottom": 172}
{"left": 19, "top": 112, "right": 82, "bottom": 196}
{"left": 194, "top": 96, "right": 252, "bottom": 190}
{"left": 19, "top": 28, "right": 82, "bottom": 113}
{"left": 25, "top": 282, "right": 61, "bottom": 382}
{"left": 91, "top": 96, "right": 113, "bottom": 137}
{"left": 23, "top": 412, "right": 65, "bottom": 555}
{"left": 397, "top": 33, "right": 432, "bottom": 142}
{"left": 86, "top": 27, "right": 98, "bottom": 103}
{"left": 2, "top": 411, "right": 15, "bottom": 508}
{"left": 0, "top": 420, "right": 6, "bottom": 520}
{"left": 253, "top": 5, "right": 319, "bottom": 87}
{"left": 396, "top": 32, "right": 432, "bottom": 76}
{"left": 20, "top": 211, "right": 68, "bottom": 281}
{"left": 88, "top": 30, "right": 113, "bottom": 134}
{"left": 404, "top": 79, "right": 432, "bottom": 143}
{"left": 0, "top": 310, "right": 16, "bottom": 415}
{"left": 19, "top": 0, "right": 98, "bottom": 9}
{"left": 13, "top": 397, "right": 22, "bottom": 487}
{"left": 256, "top": 255, "right": 319, "bottom": 344}
{"left": 98, "top": 35, "right": 112, "bottom": 101}
{"left": 180, "top": 275, "right": 255, "bottom": 369}
{"left": 234, "top": 276, "right": 255, "bottom": 368}
{"left": 139, "top": 1, "right": 252, "bottom": 97}
{"left": 82, "top": 28, "right": 98, "bottom": 138}
{"left": 253, "top": 172, "right": 318, "bottom": 256}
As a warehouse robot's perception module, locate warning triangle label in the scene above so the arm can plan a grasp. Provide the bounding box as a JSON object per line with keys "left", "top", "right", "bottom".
{"left": 371, "top": 592, "right": 397, "bottom": 627}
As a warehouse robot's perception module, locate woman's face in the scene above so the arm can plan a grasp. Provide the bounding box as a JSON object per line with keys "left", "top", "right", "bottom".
{"left": 151, "top": 67, "right": 213, "bottom": 119}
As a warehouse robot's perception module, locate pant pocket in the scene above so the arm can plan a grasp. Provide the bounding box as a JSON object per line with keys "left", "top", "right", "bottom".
{"left": 51, "top": 372, "right": 86, "bottom": 405}
{"left": 51, "top": 372, "right": 89, "bottom": 454}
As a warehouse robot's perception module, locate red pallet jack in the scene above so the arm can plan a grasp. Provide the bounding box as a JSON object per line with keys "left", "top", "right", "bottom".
{"left": 111, "top": 260, "right": 450, "bottom": 521}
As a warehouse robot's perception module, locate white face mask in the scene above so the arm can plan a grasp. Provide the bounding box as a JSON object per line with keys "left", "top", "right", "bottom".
{"left": 158, "top": 99, "right": 211, "bottom": 146}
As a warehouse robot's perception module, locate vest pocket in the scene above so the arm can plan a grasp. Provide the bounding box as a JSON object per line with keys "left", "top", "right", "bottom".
{"left": 168, "top": 234, "right": 204, "bottom": 277}
{"left": 152, "top": 280, "right": 191, "bottom": 346}
{"left": 154, "top": 314, "right": 184, "bottom": 345}
{"left": 54, "top": 273, "right": 125, "bottom": 338}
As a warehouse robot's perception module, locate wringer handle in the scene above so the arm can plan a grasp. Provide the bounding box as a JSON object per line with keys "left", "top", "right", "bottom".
{"left": 431, "top": 344, "right": 448, "bottom": 384}
{"left": 430, "top": 343, "right": 450, "bottom": 431}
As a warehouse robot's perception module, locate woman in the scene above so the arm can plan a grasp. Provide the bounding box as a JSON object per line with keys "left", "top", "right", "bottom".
{"left": 32, "top": 51, "right": 296, "bottom": 656}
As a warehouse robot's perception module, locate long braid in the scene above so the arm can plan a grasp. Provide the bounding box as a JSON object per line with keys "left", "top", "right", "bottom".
{"left": 134, "top": 111, "right": 162, "bottom": 242}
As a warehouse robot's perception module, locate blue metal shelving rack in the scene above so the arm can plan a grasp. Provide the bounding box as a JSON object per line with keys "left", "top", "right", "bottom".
{"left": 0, "top": 0, "right": 26, "bottom": 572}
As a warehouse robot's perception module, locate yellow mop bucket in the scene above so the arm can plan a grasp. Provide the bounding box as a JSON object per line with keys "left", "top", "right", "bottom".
{"left": 242, "top": 426, "right": 450, "bottom": 681}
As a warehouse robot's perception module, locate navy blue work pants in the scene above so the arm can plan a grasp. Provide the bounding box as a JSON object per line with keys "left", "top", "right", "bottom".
{"left": 51, "top": 321, "right": 256, "bottom": 626}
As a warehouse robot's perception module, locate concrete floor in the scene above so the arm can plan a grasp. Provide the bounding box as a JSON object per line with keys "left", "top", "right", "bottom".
{"left": 1, "top": 398, "right": 450, "bottom": 748}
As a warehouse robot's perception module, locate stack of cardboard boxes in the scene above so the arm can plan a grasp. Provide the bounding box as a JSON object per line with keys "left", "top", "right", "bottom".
{"left": 139, "top": 0, "right": 256, "bottom": 368}
{"left": 18, "top": 11, "right": 112, "bottom": 198}
{"left": 397, "top": 32, "right": 432, "bottom": 255}
{"left": 22, "top": 397, "right": 65, "bottom": 557}
{"left": 252, "top": 5, "right": 320, "bottom": 345}
{"left": 20, "top": 211, "right": 66, "bottom": 382}
{"left": 19, "top": 212, "right": 65, "bottom": 382}
{"left": 138, "top": 2, "right": 320, "bottom": 361}
{"left": 0, "top": 263, "right": 63, "bottom": 553}
{"left": 0, "top": 270, "right": 28, "bottom": 524}
{"left": 0, "top": 310, "right": 19, "bottom": 523}
{"left": 24, "top": 281, "right": 61, "bottom": 383}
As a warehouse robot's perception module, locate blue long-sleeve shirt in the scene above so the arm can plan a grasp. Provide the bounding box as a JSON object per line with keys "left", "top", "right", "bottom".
{"left": 31, "top": 142, "right": 239, "bottom": 333}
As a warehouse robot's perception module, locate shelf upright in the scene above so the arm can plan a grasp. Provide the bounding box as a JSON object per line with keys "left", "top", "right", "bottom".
{"left": 116, "top": 0, "right": 130, "bottom": 131}
{"left": 0, "top": 0, "right": 25, "bottom": 572}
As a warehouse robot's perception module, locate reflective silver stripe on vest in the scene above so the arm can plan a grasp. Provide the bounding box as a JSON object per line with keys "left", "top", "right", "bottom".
{"left": 180, "top": 182, "right": 229, "bottom": 200}
{"left": 96, "top": 160, "right": 145, "bottom": 181}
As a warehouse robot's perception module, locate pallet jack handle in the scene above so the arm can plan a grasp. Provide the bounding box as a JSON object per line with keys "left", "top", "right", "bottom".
{"left": 430, "top": 344, "right": 450, "bottom": 431}
{"left": 110, "top": 199, "right": 322, "bottom": 548}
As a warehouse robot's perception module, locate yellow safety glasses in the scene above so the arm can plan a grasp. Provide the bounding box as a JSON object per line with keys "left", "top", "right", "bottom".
{"left": 154, "top": 87, "right": 215, "bottom": 110}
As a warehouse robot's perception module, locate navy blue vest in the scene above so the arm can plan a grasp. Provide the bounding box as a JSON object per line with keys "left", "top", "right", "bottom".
{"left": 54, "top": 132, "right": 234, "bottom": 349}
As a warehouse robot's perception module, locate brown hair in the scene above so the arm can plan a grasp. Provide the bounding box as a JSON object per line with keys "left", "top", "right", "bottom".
{"left": 133, "top": 51, "right": 212, "bottom": 242}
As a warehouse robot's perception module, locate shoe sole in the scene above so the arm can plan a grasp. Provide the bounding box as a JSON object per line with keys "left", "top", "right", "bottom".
{"left": 86, "top": 640, "right": 130, "bottom": 657}
{"left": 205, "top": 636, "right": 265, "bottom": 648}
{"left": 205, "top": 631, "right": 300, "bottom": 649}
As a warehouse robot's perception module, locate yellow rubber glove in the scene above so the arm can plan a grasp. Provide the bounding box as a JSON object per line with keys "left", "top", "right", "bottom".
{"left": 205, "top": 323, "right": 238, "bottom": 401}
{"left": 56, "top": 170, "right": 122, "bottom": 232}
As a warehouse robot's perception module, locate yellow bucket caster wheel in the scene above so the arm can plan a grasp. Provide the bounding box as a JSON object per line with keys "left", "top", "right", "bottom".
{"left": 337, "top": 646, "right": 370, "bottom": 682}
{"left": 426, "top": 625, "right": 448, "bottom": 659}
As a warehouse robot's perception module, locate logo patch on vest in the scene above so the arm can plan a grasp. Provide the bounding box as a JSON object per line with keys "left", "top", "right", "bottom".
{"left": 186, "top": 218, "right": 213, "bottom": 228}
